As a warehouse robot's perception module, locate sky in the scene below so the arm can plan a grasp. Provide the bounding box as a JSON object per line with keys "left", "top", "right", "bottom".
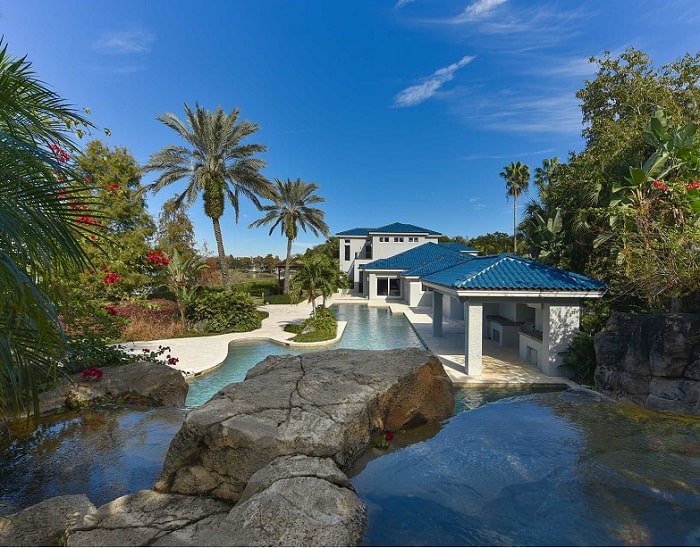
{"left": 3, "top": 0, "right": 699, "bottom": 258}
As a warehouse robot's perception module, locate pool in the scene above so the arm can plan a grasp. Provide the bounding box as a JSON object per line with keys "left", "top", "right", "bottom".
{"left": 186, "top": 304, "right": 424, "bottom": 406}
{"left": 351, "top": 390, "right": 700, "bottom": 546}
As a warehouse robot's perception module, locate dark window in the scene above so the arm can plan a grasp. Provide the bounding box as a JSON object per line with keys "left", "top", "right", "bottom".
{"left": 344, "top": 245, "right": 350, "bottom": 261}
{"left": 365, "top": 244, "right": 372, "bottom": 259}
{"left": 389, "top": 278, "right": 400, "bottom": 296}
{"left": 377, "top": 278, "right": 388, "bottom": 296}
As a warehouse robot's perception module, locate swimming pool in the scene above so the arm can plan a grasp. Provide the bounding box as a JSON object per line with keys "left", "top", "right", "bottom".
{"left": 186, "top": 304, "right": 424, "bottom": 406}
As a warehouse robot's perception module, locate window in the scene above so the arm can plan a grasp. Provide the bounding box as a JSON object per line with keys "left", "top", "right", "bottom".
{"left": 365, "top": 243, "right": 372, "bottom": 259}
{"left": 421, "top": 284, "right": 433, "bottom": 292}
{"left": 389, "top": 278, "right": 400, "bottom": 296}
{"left": 393, "top": 237, "right": 404, "bottom": 242}
{"left": 377, "top": 278, "right": 388, "bottom": 296}
{"left": 344, "top": 239, "right": 350, "bottom": 244}
{"left": 379, "top": 237, "right": 389, "bottom": 242}
{"left": 408, "top": 236, "right": 418, "bottom": 242}
{"left": 344, "top": 245, "right": 350, "bottom": 261}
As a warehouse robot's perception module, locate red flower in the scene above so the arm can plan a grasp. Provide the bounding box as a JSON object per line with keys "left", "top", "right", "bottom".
{"left": 103, "top": 305, "right": 118, "bottom": 315}
{"left": 103, "top": 271, "right": 120, "bottom": 285}
{"left": 652, "top": 180, "right": 669, "bottom": 191}
{"left": 385, "top": 432, "right": 394, "bottom": 441}
{"left": 76, "top": 215, "right": 99, "bottom": 226}
{"left": 81, "top": 367, "right": 103, "bottom": 381}
{"left": 143, "top": 348, "right": 150, "bottom": 353}
{"left": 48, "top": 144, "right": 71, "bottom": 163}
{"left": 685, "top": 180, "right": 700, "bottom": 191}
{"left": 167, "top": 356, "right": 179, "bottom": 365}
{"left": 147, "top": 250, "right": 170, "bottom": 267}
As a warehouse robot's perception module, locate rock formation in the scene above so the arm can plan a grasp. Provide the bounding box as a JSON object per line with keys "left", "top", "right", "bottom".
{"left": 5, "top": 348, "right": 454, "bottom": 546}
{"left": 594, "top": 312, "right": 700, "bottom": 414}
{"left": 38, "top": 361, "right": 188, "bottom": 414}
{"left": 156, "top": 347, "right": 455, "bottom": 502}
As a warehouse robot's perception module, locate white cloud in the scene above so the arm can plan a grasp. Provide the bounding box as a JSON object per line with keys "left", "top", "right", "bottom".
{"left": 454, "top": 0, "right": 508, "bottom": 22}
{"left": 395, "top": 0, "right": 416, "bottom": 8}
{"left": 94, "top": 29, "right": 155, "bottom": 54}
{"left": 393, "top": 55, "right": 475, "bottom": 107}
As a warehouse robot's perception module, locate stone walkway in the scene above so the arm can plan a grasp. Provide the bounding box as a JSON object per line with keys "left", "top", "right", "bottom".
{"left": 123, "top": 294, "right": 572, "bottom": 388}
{"left": 121, "top": 301, "right": 346, "bottom": 378}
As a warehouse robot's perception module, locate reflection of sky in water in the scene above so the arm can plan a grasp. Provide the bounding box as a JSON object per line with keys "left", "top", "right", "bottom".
{"left": 0, "top": 407, "right": 185, "bottom": 514}
{"left": 353, "top": 391, "right": 700, "bottom": 547}
{"left": 186, "top": 304, "right": 424, "bottom": 407}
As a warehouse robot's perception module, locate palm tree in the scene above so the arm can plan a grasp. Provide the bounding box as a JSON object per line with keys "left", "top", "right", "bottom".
{"left": 0, "top": 41, "right": 94, "bottom": 418}
{"left": 499, "top": 161, "right": 530, "bottom": 253}
{"left": 143, "top": 103, "right": 272, "bottom": 288}
{"left": 533, "top": 157, "right": 559, "bottom": 207}
{"left": 166, "top": 248, "right": 208, "bottom": 330}
{"left": 249, "top": 178, "right": 329, "bottom": 294}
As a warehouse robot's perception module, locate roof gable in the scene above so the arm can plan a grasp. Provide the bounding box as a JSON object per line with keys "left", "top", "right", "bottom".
{"left": 422, "top": 254, "right": 607, "bottom": 292}
{"left": 336, "top": 227, "right": 371, "bottom": 237}
{"left": 370, "top": 222, "right": 441, "bottom": 236}
{"left": 361, "top": 242, "right": 467, "bottom": 272}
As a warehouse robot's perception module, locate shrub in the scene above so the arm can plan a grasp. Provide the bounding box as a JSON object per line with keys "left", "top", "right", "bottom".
{"left": 265, "top": 294, "right": 301, "bottom": 305}
{"left": 293, "top": 307, "right": 337, "bottom": 343}
{"left": 563, "top": 331, "right": 597, "bottom": 385}
{"left": 189, "top": 289, "right": 262, "bottom": 333}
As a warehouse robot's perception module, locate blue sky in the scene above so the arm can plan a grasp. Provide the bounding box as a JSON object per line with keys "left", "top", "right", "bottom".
{"left": 4, "top": 0, "right": 699, "bottom": 258}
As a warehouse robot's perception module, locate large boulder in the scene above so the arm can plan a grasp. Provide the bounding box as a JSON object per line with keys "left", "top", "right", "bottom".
{"left": 0, "top": 494, "right": 96, "bottom": 547}
{"left": 66, "top": 457, "right": 365, "bottom": 547}
{"left": 594, "top": 312, "right": 700, "bottom": 414}
{"left": 38, "top": 361, "right": 188, "bottom": 414}
{"left": 156, "top": 348, "right": 454, "bottom": 502}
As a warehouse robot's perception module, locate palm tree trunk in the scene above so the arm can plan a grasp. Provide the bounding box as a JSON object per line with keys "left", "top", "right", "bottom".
{"left": 283, "top": 237, "right": 293, "bottom": 295}
{"left": 212, "top": 216, "right": 230, "bottom": 289}
{"left": 513, "top": 194, "right": 518, "bottom": 254}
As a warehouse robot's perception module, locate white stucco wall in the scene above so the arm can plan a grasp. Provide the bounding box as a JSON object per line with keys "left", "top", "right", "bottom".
{"left": 542, "top": 302, "right": 580, "bottom": 375}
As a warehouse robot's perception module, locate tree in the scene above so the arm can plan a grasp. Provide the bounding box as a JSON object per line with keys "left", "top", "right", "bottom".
{"left": 290, "top": 254, "right": 343, "bottom": 316}
{"left": 467, "top": 232, "right": 511, "bottom": 255}
{"left": 0, "top": 40, "right": 94, "bottom": 418}
{"left": 72, "top": 140, "right": 157, "bottom": 300}
{"left": 166, "top": 248, "right": 208, "bottom": 330}
{"left": 532, "top": 157, "right": 559, "bottom": 207}
{"left": 143, "top": 103, "right": 272, "bottom": 288}
{"left": 499, "top": 161, "right": 530, "bottom": 253}
{"left": 249, "top": 178, "right": 330, "bottom": 294}
{"left": 157, "top": 196, "right": 196, "bottom": 259}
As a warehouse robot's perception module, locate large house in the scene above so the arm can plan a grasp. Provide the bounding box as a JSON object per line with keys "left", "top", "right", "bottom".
{"left": 336, "top": 222, "right": 606, "bottom": 377}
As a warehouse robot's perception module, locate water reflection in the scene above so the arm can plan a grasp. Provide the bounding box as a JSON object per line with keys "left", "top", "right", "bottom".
{"left": 0, "top": 407, "right": 184, "bottom": 515}
{"left": 352, "top": 390, "right": 700, "bottom": 546}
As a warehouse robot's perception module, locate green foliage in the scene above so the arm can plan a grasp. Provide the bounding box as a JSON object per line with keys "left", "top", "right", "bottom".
{"left": 500, "top": 161, "right": 531, "bottom": 253}
{"left": 292, "top": 307, "right": 337, "bottom": 342}
{"left": 467, "top": 232, "right": 511, "bottom": 255}
{"left": 63, "top": 335, "right": 135, "bottom": 373}
{"left": 144, "top": 103, "right": 272, "bottom": 288}
{"left": 157, "top": 196, "right": 197, "bottom": 258}
{"left": 562, "top": 332, "right": 597, "bottom": 385}
{"left": 249, "top": 177, "right": 329, "bottom": 294}
{"left": 266, "top": 294, "right": 301, "bottom": 304}
{"left": 0, "top": 40, "right": 96, "bottom": 419}
{"left": 72, "top": 140, "right": 158, "bottom": 300}
{"left": 189, "top": 289, "right": 262, "bottom": 333}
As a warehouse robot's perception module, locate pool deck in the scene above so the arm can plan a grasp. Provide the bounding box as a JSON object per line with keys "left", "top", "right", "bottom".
{"left": 123, "top": 293, "right": 573, "bottom": 387}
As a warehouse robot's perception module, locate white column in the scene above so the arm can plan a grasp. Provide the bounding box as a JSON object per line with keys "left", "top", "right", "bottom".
{"left": 368, "top": 273, "right": 377, "bottom": 299}
{"left": 432, "top": 292, "right": 443, "bottom": 337}
{"left": 542, "top": 301, "right": 580, "bottom": 376}
{"left": 464, "top": 299, "right": 483, "bottom": 376}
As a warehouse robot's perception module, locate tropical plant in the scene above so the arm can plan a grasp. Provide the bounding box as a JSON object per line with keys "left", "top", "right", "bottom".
{"left": 143, "top": 103, "right": 272, "bottom": 288}
{"left": 249, "top": 178, "right": 330, "bottom": 294}
{"left": 289, "top": 254, "right": 333, "bottom": 317}
{"left": 166, "top": 248, "right": 208, "bottom": 330}
{"left": 499, "top": 161, "right": 530, "bottom": 253}
{"left": 157, "top": 196, "right": 197, "bottom": 259}
{"left": 0, "top": 40, "right": 95, "bottom": 418}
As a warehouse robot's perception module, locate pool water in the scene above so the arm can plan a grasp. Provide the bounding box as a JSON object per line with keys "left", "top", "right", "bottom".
{"left": 352, "top": 390, "right": 700, "bottom": 546}
{"left": 186, "top": 304, "right": 423, "bottom": 406}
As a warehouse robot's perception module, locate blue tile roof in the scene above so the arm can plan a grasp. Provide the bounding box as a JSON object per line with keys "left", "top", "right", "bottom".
{"left": 361, "top": 242, "right": 468, "bottom": 272}
{"left": 370, "top": 222, "right": 441, "bottom": 235}
{"left": 336, "top": 227, "right": 371, "bottom": 236}
{"left": 422, "top": 254, "right": 607, "bottom": 292}
{"left": 436, "top": 242, "right": 478, "bottom": 253}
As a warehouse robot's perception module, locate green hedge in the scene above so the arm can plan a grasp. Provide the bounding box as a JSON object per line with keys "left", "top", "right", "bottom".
{"left": 189, "top": 289, "right": 263, "bottom": 333}
{"left": 266, "top": 294, "right": 301, "bottom": 305}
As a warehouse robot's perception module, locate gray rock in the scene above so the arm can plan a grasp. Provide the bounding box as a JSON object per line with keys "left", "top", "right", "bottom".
{"left": 65, "top": 489, "right": 231, "bottom": 547}
{"left": 39, "top": 361, "right": 188, "bottom": 415}
{"left": 0, "top": 494, "right": 96, "bottom": 547}
{"left": 595, "top": 312, "right": 700, "bottom": 415}
{"left": 156, "top": 348, "right": 454, "bottom": 502}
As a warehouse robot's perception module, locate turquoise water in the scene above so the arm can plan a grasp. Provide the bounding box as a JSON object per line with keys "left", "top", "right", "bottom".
{"left": 185, "top": 304, "right": 424, "bottom": 406}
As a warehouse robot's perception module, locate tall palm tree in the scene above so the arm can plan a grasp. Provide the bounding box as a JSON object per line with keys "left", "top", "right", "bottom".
{"left": 249, "top": 178, "right": 329, "bottom": 294}
{"left": 499, "top": 161, "right": 530, "bottom": 253}
{"left": 0, "top": 41, "right": 94, "bottom": 418}
{"left": 143, "top": 103, "right": 272, "bottom": 288}
{"left": 533, "top": 157, "right": 559, "bottom": 208}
